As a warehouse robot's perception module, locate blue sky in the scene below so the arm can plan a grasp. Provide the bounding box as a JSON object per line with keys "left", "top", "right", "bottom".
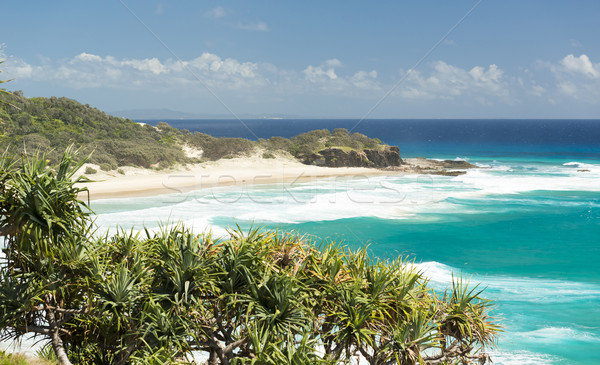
{"left": 2, "top": 1, "right": 600, "bottom": 118}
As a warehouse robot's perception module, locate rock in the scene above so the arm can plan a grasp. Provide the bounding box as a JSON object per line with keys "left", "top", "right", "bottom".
{"left": 431, "top": 170, "right": 468, "bottom": 176}
{"left": 578, "top": 169, "right": 590, "bottom": 172}
{"left": 402, "top": 157, "right": 477, "bottom": 176}
{"left": 437, "top": 160, "right": 478, "bottom": 169}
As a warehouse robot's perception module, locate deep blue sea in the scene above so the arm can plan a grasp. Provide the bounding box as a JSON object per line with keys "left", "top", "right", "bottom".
{"left": 93, "top": 119, "right": 600, "bottom": 364}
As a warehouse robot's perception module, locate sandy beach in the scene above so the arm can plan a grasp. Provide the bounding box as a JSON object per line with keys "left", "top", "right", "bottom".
{"left": 78, "top": 153, "right": 413, "bottom": 201}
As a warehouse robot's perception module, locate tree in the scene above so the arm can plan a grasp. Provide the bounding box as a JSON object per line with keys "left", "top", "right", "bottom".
{"left": 0, "top": 148, "right": 500, "bottom": 364}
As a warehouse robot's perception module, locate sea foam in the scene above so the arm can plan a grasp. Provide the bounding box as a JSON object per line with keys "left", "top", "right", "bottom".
{"left": 93, "top": 159, "right": 600, "bottom": 233}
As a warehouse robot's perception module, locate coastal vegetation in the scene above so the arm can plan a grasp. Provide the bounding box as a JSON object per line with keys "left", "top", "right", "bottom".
{"left": 0, "top": 148, "right": 499, "bottom": 364}
{"left": 0, "top": 92, "right": 187, "bottom": 169}
{"left": 0, "top": 92, "right": 392, "bottom": 169}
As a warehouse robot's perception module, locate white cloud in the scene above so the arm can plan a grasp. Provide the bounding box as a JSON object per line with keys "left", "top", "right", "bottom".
{"left": 560, "top": 54, "right": 599, "bottom": 79}
{"left": 351, "top": 70, "right": 378, "bottom": 89}
{"left": 303, "top": 59, "right": 345, "bottom": 83}
{"left": 4, "top": 59, "right": 33, "bottom": 78}
{"left": 299, "top": 60, "right": 383, "bottom": 96}
{"left": 73, "top": 52, "right": 102, "bottom": 63}
{"left": 205, "top": 6, "right": 226, "bottom": 19}
{"left": 236, "top": 22, "right": 269, "bottom": 32}
{"left": 14, "top": 50, "right": 600, "bottom": 115}
{"left": 122, "top": 58, "right": 168, "bottom": 75}
{"left": 182, "top": 53, "right": 258, "bottom": 79}
{"left": 4, "top": 52, "right": 263, "bottom": 91}
{"left": 546, "top": 54, "right": 600, "bottom": 102}
{"left": 399, "top": 61, "right": 508, "bottom": 101}
{"left": 304, "top": 65, "right": 337, "bottom": 82}
{"left": 559, "top": 81, "right": 577, "bottom": 95}
{"left": 325, "top": 59, "right": 342, "bottom": 68}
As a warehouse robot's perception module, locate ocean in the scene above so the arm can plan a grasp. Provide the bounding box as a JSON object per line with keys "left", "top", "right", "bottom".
{"left": 92, "top": 119, "right": 600, "bottom": 364}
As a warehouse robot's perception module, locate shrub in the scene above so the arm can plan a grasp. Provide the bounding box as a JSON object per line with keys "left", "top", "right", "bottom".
{"left": 0, "top": 93, "right": 188, "bottom": 169}
{"left": 84, "top": 166, "right": 97, "bottom": 174}
{"left": 185, "top": 132, "right": 256, "bottom": 160}
{"left": 99, "top": 163, "right": 112, "bottom": 171}
{"left": 262, "top": 151, "right": 276, "bottom": 159}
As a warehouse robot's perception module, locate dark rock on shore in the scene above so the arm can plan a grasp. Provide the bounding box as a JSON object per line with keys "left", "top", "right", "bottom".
{"left": 436, "top": 160, "right": 477, "bottom": 169}
{"left": 400, "top": 158, "right": 477, "bottom": 176}
{"left": 300, "top": 147, "right": 477, "bottom": 176}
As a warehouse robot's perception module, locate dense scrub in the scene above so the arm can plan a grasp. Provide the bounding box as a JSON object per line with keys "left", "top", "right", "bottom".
{"left": 0, "top": 92, "right": 188, "bottom": 168}
{"left": 0, "top": 149, "right": 499, "bottom": 364}
{"left": 285, "top": 128, "right": 384, "bottom": 157}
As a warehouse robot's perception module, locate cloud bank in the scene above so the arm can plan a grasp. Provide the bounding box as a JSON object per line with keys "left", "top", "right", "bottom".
{"left": 3, "top": 51, "right": 600, "bottom": 116}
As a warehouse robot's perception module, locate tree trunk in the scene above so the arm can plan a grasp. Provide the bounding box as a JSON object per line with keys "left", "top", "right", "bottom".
{"left": 51, "top": 329, "right": 72, "bottom": 365}
{"left": 46, "top": 307, "right": 72, "bottom": 365}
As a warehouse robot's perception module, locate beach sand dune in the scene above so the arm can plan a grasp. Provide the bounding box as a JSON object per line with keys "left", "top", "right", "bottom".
{"left": 79, "top": 154, "right": 404, "bottom": 200}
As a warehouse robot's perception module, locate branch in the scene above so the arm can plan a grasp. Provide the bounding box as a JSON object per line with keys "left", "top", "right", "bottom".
{"left": 222, "top": 337, "right": 247, "bottom": 356}
{"left": 17, "top": 325, "right": 51, "bottom": 336}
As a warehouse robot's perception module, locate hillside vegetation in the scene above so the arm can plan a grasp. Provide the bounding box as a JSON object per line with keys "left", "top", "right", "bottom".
{"left": 0, "top": 92, "right": 389, "bottom": 170}
{"left": 0, "top": 92, "right": 187, "bottom": 170}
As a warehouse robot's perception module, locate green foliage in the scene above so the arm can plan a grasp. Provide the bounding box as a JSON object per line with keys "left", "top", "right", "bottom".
{"left": 84, "top": 166, "right": 97, "bottom": 175}
{"left": 184, "top": 132, "right": 256, "bottom": 160}
{"left": 0, "top": 93, "right": 189, "bottom": 168}
{"left": 0, "top": 149, "right": 500, "bottom": 364}
{"left": 0, "top": 351, "right": 34, "bottom": 365}
{"left": 287, "top": 128, "right": 384, "bottom": 157}
{"left": 99, "top": 163, "right": 113, "bottom": 172}
{"left": 259, "top": 136, "right": 292, "bottom": 152}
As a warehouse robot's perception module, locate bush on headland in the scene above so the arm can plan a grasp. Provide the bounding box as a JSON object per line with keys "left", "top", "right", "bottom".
{"left": 0, "top": 148, "right": 500, "bottom": 364}
{"left": 0, "top": 92, "right": 392, "bottom": 169}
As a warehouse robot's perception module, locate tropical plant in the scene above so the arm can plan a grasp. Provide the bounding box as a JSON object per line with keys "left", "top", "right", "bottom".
{"left": 0, "top": 149, "right": 500, "bottom": 364}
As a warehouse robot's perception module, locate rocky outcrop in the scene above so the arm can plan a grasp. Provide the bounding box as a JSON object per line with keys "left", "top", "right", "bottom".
{"left": 302, "top": 146, "right": 402, "bottom": 168}
{"left": 401, "top": 158, "right": 477, "bottom": 176}
{"left": 300, "top": 148, "right": 477, "bottom": 176}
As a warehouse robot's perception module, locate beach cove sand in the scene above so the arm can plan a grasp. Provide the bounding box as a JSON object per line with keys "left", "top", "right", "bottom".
{"left": 78, "top": 153, "right": 439, "bottom": 200}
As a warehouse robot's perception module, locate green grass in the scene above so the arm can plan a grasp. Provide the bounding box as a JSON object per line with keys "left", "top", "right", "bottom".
{"left": 0, "top": 351, "right": 55, "bottom": 365}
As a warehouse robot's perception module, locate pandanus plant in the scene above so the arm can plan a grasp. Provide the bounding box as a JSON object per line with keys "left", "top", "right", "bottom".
{"left": 0, "top": 148, "right": 500, "bottom": 364}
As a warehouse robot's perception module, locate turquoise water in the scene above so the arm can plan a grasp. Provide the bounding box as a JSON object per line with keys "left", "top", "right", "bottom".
{"left": 92, "top": 153, "right": 600, "bottom": 364}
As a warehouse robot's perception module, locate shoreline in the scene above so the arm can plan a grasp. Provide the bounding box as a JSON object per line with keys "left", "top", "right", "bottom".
{"left": 79, "top": 155, "right": 471, "bottom": 201}
{"left": 79, "top": 156, "right": 396, "bottom": 201}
